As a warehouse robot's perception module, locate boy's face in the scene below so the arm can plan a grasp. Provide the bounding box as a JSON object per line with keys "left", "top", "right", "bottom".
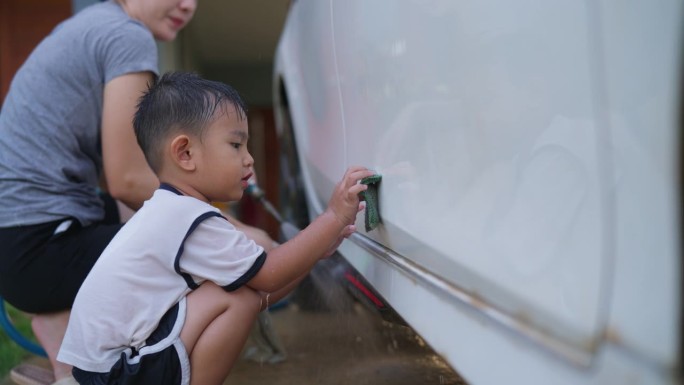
{"left": 194, "top": 109, "right": 254, "bottom": 202}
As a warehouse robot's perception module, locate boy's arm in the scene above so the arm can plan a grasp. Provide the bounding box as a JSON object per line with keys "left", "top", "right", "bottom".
{"left": 258, "top": 271, "right": 308, "bottom": 311}
{"left": 255, "top": 220, "right": 357, "bottom": 310}
{"left": 247, "top": 166, "right": 374, "bottom": 293}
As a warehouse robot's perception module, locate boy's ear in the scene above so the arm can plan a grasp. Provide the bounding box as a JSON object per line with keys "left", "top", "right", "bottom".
{"left": 170, "top": 135, "right": 196, "bottom": 171}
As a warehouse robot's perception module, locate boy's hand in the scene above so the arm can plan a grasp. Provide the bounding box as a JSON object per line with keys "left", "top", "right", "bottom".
{"left": 326, "top": 166, "right": 375, "bottom": 227}
{"left": 323, "top": 221, "right": 362, "bottom": 258}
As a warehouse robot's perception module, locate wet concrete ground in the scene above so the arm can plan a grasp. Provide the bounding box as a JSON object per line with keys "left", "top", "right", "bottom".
{"left": 227, "top": 300, "right": 466, "bottom": 385}
{"left": 223, "top": 255, "right": 467, "bottom": 384}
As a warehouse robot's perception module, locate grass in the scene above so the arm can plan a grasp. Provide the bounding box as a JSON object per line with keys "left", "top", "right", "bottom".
{"left": 0, "top": 303, "right": 36, "bottom": 379}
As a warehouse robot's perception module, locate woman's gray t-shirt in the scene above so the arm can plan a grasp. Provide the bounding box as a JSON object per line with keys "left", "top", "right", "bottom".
{"left": 0, "top": 0, "right": 158, "bottom": 227}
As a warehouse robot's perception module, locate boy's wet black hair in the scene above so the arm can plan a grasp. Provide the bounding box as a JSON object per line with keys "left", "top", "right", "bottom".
{"left": 133, "top": 71, "right": 248, "bottom": 172}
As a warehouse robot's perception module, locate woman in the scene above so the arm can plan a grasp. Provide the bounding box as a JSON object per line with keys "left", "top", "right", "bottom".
{"left": 0, "top": 1, "right": 273, "bottom": 384}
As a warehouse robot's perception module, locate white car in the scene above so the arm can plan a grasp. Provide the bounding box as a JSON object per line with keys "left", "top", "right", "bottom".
{"left": 272, "top": 1, "right": 683, "bottom": 384}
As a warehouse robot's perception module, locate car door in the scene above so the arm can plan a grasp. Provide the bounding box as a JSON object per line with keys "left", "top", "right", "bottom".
{"left": 332, "top": 0, "right": 609, "bottom": 356}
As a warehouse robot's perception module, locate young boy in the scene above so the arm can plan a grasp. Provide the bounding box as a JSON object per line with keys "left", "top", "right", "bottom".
{"left": 56, "top": 72, "right": 373, "bottom": 385}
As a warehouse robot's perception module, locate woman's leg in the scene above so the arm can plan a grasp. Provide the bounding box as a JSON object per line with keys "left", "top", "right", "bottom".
{"left": 180, "top": 282, "right": 261, "bottom": 385}
{"left": 31, "top": 311, "right": 72, "bottom": 380}
{"left": 1, "top": 219, "right": 123, "bottom": 382}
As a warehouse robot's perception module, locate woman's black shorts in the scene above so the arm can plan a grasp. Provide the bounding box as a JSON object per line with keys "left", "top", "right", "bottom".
{"left": 0, "top": 210, "right": 123, "bottom": 313}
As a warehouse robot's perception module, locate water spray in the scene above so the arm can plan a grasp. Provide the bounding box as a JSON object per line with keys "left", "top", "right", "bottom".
{"left": 245, "top": 179, "right": 300, "bottom": 240}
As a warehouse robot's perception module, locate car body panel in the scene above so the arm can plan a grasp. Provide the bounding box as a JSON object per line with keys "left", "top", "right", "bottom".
{"left": 332, "top": 0, "right": 605, "bottom": 348}
{"left": 273, "top": 0, "right": 682, "bottom": 383}
{"left": 598, "top": 0, "right": 681, "bottom": 365}
{"left": 274, "top": 0, "right": 345, "bottom": 206}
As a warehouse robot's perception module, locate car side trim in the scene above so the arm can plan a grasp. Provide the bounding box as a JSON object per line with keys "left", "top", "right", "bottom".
{"left": 347, "top": 232, "right": 595, "bottom": 368}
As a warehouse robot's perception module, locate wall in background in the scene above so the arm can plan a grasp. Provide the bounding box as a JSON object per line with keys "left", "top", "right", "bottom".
{"left": 0, "top": 0, "right": 71, "bottom": 102}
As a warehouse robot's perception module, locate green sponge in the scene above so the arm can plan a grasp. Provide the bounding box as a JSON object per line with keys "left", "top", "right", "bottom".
{"left": 359, "top": 174, "right": 382, "bottom": 232}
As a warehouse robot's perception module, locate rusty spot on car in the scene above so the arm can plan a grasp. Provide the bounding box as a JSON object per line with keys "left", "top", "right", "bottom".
{"left": 469, "top": 292, "right": 488, "bottom": 310}
{"left": 604, "top": 326, "right": 623, "bottom": 345}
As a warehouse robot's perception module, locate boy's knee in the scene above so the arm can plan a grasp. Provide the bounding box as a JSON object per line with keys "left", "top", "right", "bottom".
{"left": 186, "top": 283, "right": 261, "bottom": 324}
{"left": 194, "top": 282, "right": 258, "bottom": 308}
{"left": 231, "top": 286, "right": 261, "bottom": 313}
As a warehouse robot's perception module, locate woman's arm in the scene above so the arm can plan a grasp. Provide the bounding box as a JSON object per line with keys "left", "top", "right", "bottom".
{"left": 226, "top": 215, "right": 279, "bottom": 251}
{"left": 101, "top": 71, "right": 159, "bottom": 210}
